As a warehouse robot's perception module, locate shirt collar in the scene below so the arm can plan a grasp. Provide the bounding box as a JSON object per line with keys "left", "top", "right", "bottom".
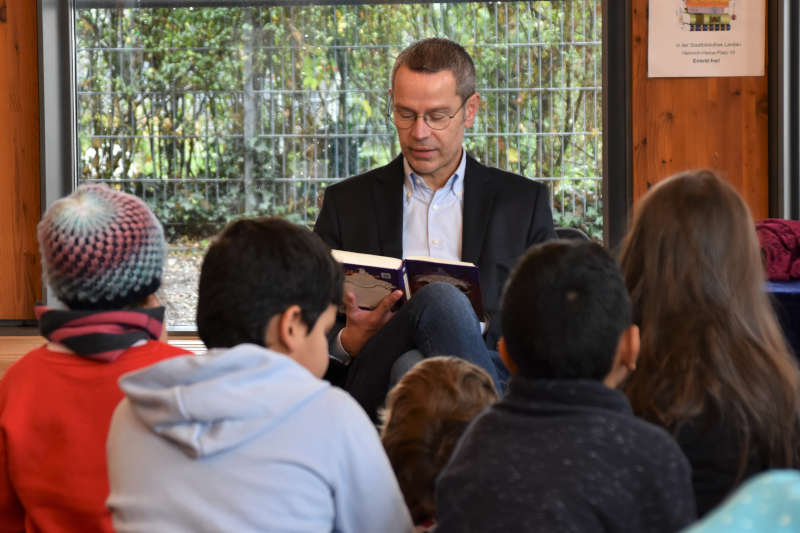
{"left": 504, "top": 378, "right": 633, "bottom": 415}
{"left": 403, "top": 148, "right": 466, "bottom": 196}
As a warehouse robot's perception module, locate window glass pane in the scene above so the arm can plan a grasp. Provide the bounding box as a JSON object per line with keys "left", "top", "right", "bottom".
{"left": 73, "top": 2, "right": 603, "bottom": 329}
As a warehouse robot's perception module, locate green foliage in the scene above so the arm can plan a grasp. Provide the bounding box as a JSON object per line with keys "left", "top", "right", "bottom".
{"left": 553, "top": 208, "right": 603, "bottom": 242}
{"left": 147, "top": 191, "right": 221, "bottom": 239}
{"left": 75, "top": 1, "right": 603, "bottom": 240}
{"left": 552, "top": 177, "right": 603, "bottom": 240}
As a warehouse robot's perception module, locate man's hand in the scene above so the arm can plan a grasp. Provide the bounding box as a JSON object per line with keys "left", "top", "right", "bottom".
{"left": 340, "top": 290, "right": 404, "bottom": 356}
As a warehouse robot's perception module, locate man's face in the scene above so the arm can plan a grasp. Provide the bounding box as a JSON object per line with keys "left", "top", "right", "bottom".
{"left": 391, "top": 65, "right": 478, "bottom": 187}
{"left": 293, "top": 304, "right": 337, "bottom": 379}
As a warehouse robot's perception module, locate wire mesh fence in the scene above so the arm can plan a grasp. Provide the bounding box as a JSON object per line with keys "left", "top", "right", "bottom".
{"left": 75, "top": 1, "right": 602, "bottom": 236}
{"left": 73, "top": 1, "right": 602, "bottom": 327}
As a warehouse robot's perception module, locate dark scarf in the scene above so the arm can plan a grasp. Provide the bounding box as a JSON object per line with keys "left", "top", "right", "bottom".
{"left": 36, "top": 306, "right": 166, "bottom": 362}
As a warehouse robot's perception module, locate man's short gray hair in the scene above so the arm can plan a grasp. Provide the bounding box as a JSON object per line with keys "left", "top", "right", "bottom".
{"left": 391, "top": 38, "right": 476, "bottom": 99}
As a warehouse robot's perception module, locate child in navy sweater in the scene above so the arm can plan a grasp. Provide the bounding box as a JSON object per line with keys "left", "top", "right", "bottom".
{"left": 435, "top": 240, "right": 697, "bottom": 533}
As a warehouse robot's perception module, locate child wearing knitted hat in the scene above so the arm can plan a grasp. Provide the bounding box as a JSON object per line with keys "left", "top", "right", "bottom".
{"left": 0, "top": 184, "right": 190, "bottom": 533}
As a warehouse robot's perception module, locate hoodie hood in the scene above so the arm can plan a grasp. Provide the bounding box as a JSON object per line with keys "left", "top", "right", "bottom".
{"left": 118, "top": 343, "right": 328, "bottom": 458}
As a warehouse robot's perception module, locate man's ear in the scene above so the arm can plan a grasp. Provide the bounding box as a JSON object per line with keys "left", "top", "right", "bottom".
{"left": 464, "top": 92, "right": 480, "bottom": 128}
{"left": 264, "top": 305, "right": 307, "bottom": 356}
{"left": 497, "top": 337, "right": 519, "bottom": 376}
{"left": 603, "top": 325, "right": 640, "bottom": 389}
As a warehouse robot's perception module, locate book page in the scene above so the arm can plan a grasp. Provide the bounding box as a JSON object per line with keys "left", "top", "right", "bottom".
{"left": 403, "top": 255, "right": 475, "bottom": 267}
{"left": 331, "top": 249, "right": 403, "bottom": 270}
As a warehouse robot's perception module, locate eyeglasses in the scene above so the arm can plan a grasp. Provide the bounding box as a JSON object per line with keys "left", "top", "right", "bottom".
{"left": 389, "top": 95, "right": 472, "bottom": 131}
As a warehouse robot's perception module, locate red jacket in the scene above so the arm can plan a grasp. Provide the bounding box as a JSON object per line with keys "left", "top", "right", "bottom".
{"left": 0, "top": 341, "right": 190, "bottom": 533}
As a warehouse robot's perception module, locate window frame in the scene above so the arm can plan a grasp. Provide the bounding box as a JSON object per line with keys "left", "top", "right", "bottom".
{"left": 601, "top": 0, "right": 631, "bottom": 249}
{"left": 38, "top": 0, "right": 79, "bottom": 306}
{"left": 768, "top": 0, "right": 800, "bottom": 219}
{"left": 39, "top": 0, "right": 625, "bottom": 316}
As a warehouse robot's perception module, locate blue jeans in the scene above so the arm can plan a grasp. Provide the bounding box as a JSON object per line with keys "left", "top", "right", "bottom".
{"left": 389, "top": 349, "right": 509, "bottom": 390}
{"left": 344, "top": 282, "right": 508, "bottom": 421}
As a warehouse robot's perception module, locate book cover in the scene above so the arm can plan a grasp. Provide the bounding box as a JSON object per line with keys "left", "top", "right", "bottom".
{"left": 404, "top": 256, "right": 485, "bottom": 320}
{"left": 330, "top": 250, "right": 484, "bottom": 319}
{"left": 331, "top": 250, "right": 408, "bottom": 310}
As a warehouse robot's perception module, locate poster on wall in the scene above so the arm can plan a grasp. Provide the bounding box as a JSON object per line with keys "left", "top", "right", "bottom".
{"left": 648, "top": 0, "right": 765, "bottom": 77}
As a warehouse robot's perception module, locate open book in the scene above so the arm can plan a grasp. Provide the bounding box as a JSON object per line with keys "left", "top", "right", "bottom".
{"left": 330, "top": 249, "right": 485, "bottom": 320}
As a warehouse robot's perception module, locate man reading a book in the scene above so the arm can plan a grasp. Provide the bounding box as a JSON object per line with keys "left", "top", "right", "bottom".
{"left": 314, "top": 37, "right": 556, "bottom": 419}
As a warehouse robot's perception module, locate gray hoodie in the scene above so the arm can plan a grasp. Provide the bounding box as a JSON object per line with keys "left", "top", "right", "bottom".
{"left": 106, "top": 343, "right": 412, "bottom": 533}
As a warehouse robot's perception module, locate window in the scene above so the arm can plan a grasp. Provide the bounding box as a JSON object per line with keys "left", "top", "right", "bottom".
{"left": 63, "top": 1, "right": 603, "bottom": 328}
{"left": 769, "top": 1, "right": 800, "bottom": 217}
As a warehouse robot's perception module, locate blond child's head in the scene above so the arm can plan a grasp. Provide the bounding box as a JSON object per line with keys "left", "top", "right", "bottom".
{"left": 380, "top": 356, "right": 497, "bottom": 525}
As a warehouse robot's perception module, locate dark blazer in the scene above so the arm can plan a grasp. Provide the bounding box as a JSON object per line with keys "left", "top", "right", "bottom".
{"left": 314, "top": 153, "right": 556, "bottom": 349}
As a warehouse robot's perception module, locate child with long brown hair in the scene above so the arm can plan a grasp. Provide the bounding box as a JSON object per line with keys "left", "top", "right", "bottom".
{"left": 619, "top": 169, "right": 800, "bottom": 516}
{"left": 380, "top": 356, "right": 498, "bottom": 532}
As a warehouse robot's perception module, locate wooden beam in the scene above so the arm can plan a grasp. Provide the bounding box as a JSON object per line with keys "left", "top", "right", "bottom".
{"left": 631, "top": 0, "right": 769, "bottom": 220}
{"left": 0, "top": 1, "right": 41, "bottom": 319}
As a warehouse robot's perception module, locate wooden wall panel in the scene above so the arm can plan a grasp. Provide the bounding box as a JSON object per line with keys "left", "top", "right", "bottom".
{"left": 0, "top": 2, "right": 41, "bottom": 319}
{"left": 631, "top": 0, "right": 769, "bottom": 220}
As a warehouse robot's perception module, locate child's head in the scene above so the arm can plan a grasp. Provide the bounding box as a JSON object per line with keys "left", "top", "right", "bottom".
{"left": 380, "top": 356, "right": 497, "bottom": 525}
{"left": 620, "top": 169, "right": 766, "bottom": 335}
{"left": 619, "top": 170, "right": 800, "bottom": 456}
{"left": 500, "top": 240, "right": 638, "bottom": 385}
{"left": 196, "top": 217, "right": 343, "bottom": 377}
{"left": 37, "top": 183, "right": 166, "bottom": 310}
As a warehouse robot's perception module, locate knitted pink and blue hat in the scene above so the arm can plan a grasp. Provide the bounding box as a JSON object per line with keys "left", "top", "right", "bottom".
{"left": 37, "top": 184, "right": 166, "bottom": 310}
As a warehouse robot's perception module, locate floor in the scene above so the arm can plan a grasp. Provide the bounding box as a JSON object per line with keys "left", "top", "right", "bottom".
{"left": 0, "top": 334, "right": 206, "bottom": 378}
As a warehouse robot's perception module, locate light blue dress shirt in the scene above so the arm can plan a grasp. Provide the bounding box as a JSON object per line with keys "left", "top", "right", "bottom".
{"left": 402, "top": 149, "right": 466, "bottom": 261}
